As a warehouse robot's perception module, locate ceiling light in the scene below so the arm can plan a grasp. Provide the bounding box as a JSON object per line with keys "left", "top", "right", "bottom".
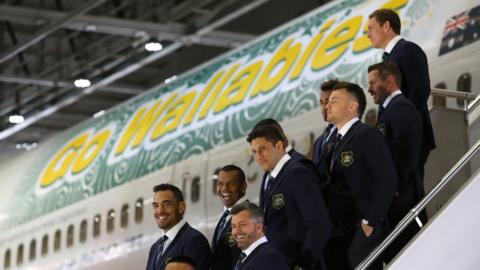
{"left": 74, "top": 78, "right": 91, "bottom": 88}
{"left": 144, "top": 42, "right": 163, "bottom": 52}
{"left": 93, "top": 110, "right": 105, "bottom": 119}
{"left": 9, "top": 114, "right": 24, "bottom": 124}
{"left": 164, "top": 75, "right": 177, "bottom": 84}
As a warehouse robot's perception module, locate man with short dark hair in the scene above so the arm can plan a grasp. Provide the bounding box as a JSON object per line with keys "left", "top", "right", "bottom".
{"left": 247, "top": 125, "right": 331, "bottom": 269}
{"left": 368, "top": 61, "right": 424, "bottom": 261}
{"left": 211, "top": 165, "right": 247, "bottom": 270}
{"left": 324, "top": 81, "right": 397, "bottom": 269}
{"left": 253, "top": 118, "right": 319, "bottom": 177}
{"left": 230, "top": 201, "right": 290, "bottom": 270}
{"left": 165, "top": 256, "right": 197, "bottom": 270}
{"left": 146, "top": 184, "right": 212, "bottom": 270}
{"left": 368, "top": 8, "right": 435, "bottom": 177}
{"left": 312, "top": 79, "right": 340, "bottom": 191}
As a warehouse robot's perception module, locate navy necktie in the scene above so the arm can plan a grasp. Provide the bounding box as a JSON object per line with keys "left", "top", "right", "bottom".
{"left": 213, "top": 209, "right": 230, "bottom": 248}
{"left": 382, "top": 51, "right": 390, "bottom": 61}
{"left": 155, "top": 235, "right": 169, "bottom": 266}
{"left": 330, "top": 133, "right": 343, "bottom": 171}
{"left": 234, "top": 252, "right": 247, "bottom": 270}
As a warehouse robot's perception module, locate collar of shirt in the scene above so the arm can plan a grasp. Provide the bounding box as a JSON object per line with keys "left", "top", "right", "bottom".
{"left": 285, "top": 144, "right": 293, "bottom": 153}
{"left": 382, "top": 90, "right": 402, "bottom": 109}
{"left": 327, "top": 125, "right": 337, "bottom": 138}
{"left": 223, "top": 199, "right": 244, "bottom": 220}
{"left": 161, "top": 219, "right": 186, "bottom": 251}
{"left": 270, "top": 153, "right": 291, "bottom": 178}
{"left": 338, "top": 117, "right": 359, "bottom": 137}
{"left": 243, "top": 236, "right": 268, "bottom": 257}
{"left": 384, "top": 35, "right": 402, "bottom": 53}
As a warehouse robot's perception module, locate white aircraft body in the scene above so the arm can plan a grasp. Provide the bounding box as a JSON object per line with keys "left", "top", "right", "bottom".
{"left": 0, "top": 0, "right": 479, "bottom": 269}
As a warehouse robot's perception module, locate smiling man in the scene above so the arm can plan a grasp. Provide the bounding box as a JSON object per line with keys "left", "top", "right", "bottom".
{"left": 146, "top": 184, "right": 212, "bottom": 270}
{"left": 230, "top": 201, "right": 289, "bottom": 270}
{"left": 211, "top": 165, "right": 247, "bottom": 270}
{"left": 247, "top": 125, "right": 331, "bottom": 269}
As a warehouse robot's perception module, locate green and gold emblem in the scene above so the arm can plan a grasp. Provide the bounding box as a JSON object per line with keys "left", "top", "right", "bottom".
{"left": 341, "top": 151, "right": 354, "bottom": 167}
{"left": 272, "top": 194, "right": 285, "bottom": 209}
{"left": 376, "top": 124, "right": 387, "bottom": 136}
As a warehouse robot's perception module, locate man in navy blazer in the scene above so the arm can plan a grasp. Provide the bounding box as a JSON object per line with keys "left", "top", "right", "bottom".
{"left": 312, "top": 79, "right": 339, "bottom": 195}
{"left": 230, "top": 201, "right": 290, "bottom": 270}
{"left": 368, "top": 62, "right": 425, "bottom": 261}
{"left": 146, "top": 184, "right": 212, "bottom": 270}
{"left": 247, "top": 124, "right": 331, "bottom": 269}
{"left": 368, "top": 8, "right": 435, "bottom": 175}
{"left": 211, "top": 165, "right": 246, "bottom": 270}
{"left": 324, "top": 82, "right": 397, "bottom": 269}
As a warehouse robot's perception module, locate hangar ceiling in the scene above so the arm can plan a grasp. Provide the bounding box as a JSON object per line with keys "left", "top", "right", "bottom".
{"left": 0, "top": 0, "right": 331, "bottom": 154}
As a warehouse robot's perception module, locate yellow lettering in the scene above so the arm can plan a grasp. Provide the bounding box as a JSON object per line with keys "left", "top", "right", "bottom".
{"left": 311, "top": 16, "right": 363, "bottom": 71}
{"left": 40, "top": 133, "right": 89, "bottom": 187}
{"left": 289, "top": 18, "right": 336, "bottom": 80}
{"left": 151, "top": 91, "right": 197, "bottom": 140}
{"left": 183, "top": 70, "right": 224, "bottom": 125}
{"left": 114, "top": 94, "right": 177, "bottom": 155}
{"left": 198, "top": 64, "right": 240, "bottom": 120}
{"left": 251, "top": 39, "right": 301, "bottom": 97}
{"left": 71, "top": 129, "right": 112, "bottom": 174}
{"left": 214, "top": 61, "right": 263, "bottom": 113}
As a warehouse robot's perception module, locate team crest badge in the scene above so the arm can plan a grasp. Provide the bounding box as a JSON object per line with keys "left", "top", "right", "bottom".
{"left": 376, "top": 124, "right": 387, "bottom": 135}
{"left": 225, "top": 232, "right": 236, "bottom": 247}
{"left": 272, "top": 194, "right": 285, "bottom": 209}
{"left": 341, "top": 151, "right": 354, "bottom": 167}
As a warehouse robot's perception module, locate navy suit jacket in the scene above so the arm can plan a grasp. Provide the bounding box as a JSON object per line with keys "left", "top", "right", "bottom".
{"left": 377, "top": 94, "right": 424, "bottom": 200}
{"left": 238, "top": 242, "right": 291, "bottom": 270}
{"left": 385, "top": 38, "right": 435, "bottom": 155}
{"left": 377, "top": 95, "right": 425, "bottom": 227}
{"left": 328, "top": 121, "right": 397, "bottom": 234}
{"left": 146, "top": 223, "right": 212, "bottom": 270}
{"left": 259, "top": 158, "right": 331, "bottom": 267}
{"left": 288, "top": 147, "right": 325, "bottom": 185}
{"left": 312, "top": 125, "right": 336, "bottom": 191}
{"left": 211, "top": 215, "right": 241, "bottom": 270}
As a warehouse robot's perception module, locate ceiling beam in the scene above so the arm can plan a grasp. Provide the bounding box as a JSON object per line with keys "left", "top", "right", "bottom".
{"left": 0, "top": 75, "right": 146, "bottom": 95}
{"left": 0, "top": 4, "right": 256, "bottom": 48}
{"left": 0, "top": 0, "right": 270, "bottom": 141}
{"left": 0, "top": 0, "right": 108, "bottom": 66}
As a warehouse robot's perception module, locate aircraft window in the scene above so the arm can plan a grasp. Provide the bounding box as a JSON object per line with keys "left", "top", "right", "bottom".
{"left": 121, "top": 204, "right": 129, "bottom": 228}
{"left": 80, "top": 220, "right": 87, "bottom": 243}
{"left": 41, "top": 235, "right": 48, "bottom": 257}
{"left": 4, "top": 249, "right": 11, "bottom": 269}
{"left": 191, "top": 176, "right": 201, "bottom": 203}
{"left": 16, "top": 244, "right": 24, "bottom": 266}
{"left": 135, "top": 198, "right": 144, "bottom": 223}
{"left": 54, "top": 230, "right": 61, "bottom": 252}
{"left": 67, "top": 225, "right": 74, "bottom": 248}
{"left": 434, "top": 82, "right": 447, "bottom": 107}
{"left": 457, "top": 73, "right": 471, "bottom": 107}
{"left": 212, "top": 168, "right": 221, "bottom": 195}
{"left": 107, "top": 209, "right": 115, "bottom": 233}
{"left": 93, "top": 214, "right": 101, "bottom": 238}
{"left": 29, "top": 239, "right": 36, "bottom": 262}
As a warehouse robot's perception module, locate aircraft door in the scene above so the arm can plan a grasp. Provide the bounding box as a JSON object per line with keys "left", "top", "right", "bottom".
{"left": 171, "top": 154, "right": 208, "bottom": 234}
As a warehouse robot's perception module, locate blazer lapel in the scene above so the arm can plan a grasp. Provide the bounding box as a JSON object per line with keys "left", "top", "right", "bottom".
{"left": 239, "top": 242, "right": 269, "bottom": 269}
{"left": 331, "top": 121, "right": 361, "bottom": 171}
{"left": 264, "top": 160, "right": 291, "bottom": 216}
{"left": 158, "top": 223, "right": 189, "bottom": 267}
